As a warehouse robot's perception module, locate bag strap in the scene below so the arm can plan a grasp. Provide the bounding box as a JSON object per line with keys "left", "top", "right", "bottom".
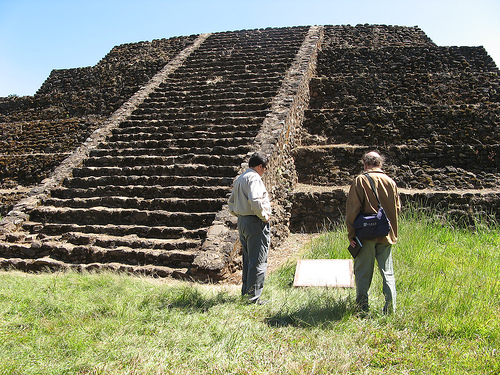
{"left": 364, "top": 173, "right": 382, "bottom": 208}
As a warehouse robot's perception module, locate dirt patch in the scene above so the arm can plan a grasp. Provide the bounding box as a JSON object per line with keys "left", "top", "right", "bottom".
{"left": 223, "top": 232, "right": 317, "bottom": 285}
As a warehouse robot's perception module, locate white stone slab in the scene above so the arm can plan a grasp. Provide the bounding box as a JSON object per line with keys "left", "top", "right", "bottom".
{"left": 293, "top": 259, "right": 354, "bottom": 288}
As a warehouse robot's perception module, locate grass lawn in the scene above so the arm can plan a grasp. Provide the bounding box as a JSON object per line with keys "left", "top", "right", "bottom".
{"left": 0, "top": 209, "right": 498, "bottom": 374}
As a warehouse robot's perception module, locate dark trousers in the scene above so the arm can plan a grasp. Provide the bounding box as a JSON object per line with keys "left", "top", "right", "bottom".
{"left": 237, "top": 215, "right": 270, "bottom": 302}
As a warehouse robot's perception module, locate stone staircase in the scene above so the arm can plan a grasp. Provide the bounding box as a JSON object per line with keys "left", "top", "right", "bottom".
{"left": 291, "top": 24, "right": 500, "bottom": 231}
{"left": 0, "top": 26, "right": 311, "bottom": 279}
{"left": 0, "top": 35, "right": 197, "bottom": 216}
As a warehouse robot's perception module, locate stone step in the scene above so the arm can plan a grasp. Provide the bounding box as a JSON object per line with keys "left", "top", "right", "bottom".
{"left": 0, "top": 186, "right": 31, "bottom": 216}
{"left": 166, "top": 71, "right": 284, "bottom": 82}
{"left": 51, "top": 184, "right": 231, "bottom": 199}
{"left": 154, "top": 84, "right": 280, "bottom": 96}
{"left": 29, "top": 205, "right": 217, "bottom": 228}
{"left": 115, "top": 121, "right": 261, "bottom": 133}
{"left": 164, "top": 65, "right": 290, "bottom": 78}
{"left": 142, "top": 95, "right": 270, "bottom": 106}
{"left": 71, "top": 164, "right": 239, "bottom": 178}
{"left": 130, "top": 108, "right": 270, "bottom": 120}
{"left": 138, "top": 101, "right": 271, "bottom": 112}
{"left": 214, "top": 40, "right": 304, "bottom": 47}
{"left": 44, "top": 196, "right": 226, "bottom": 212}
{"left": 197, "top": 44, "right": 302, "bottom": 53}
{"left": 179, "top": 58, "right": 291, "bottom": 67}
{"left": 64, "top": 174, "right": 233, "bottom": 188}
{"left": 192, "top": 43, "right": 302, "bottom": 53}
{"left": 170, "top": 60, "right": 291, "bottom": 70}
{"left": 127, "top": 115, "right": 264, "bottom": 125}
{"left": 162, "top": 77, "right": 282, "bottom": 89}
{"left": 22, "top": 222, "right": 207, "bottom": 240}
{"left": 0, "top": 256, "right": 191, "bottom": 279}
{"left": 192, "top": 41, "right": 301, "bottom": 51}
{"left": 293, "top": 144, "right": 500, "bottom": 189}
{"left": 195, "top": 34, "right": 303, "bottom": 43}
{"left": 82, "top": 153, "right": 244, "bottom": 167}
{"left": 55, "top": 232, "right": 201, "bottom": 251}
{"left": 107, "top": 129, "right": 258, "bottom": 142}
{"left": 0, "top": 118, "right": 97, "bottom": 154}
{"left": 184, "top": 50, "right": 300, "bottom": 62}
{"left": 149, "top": 88, "right": 277, "bottom": 99}
{"left": 318, "top": 46, "right": 498, "bottom": 75}
{"left": 323, "top": 25, "right": 434, "bottom": 48}
{"left": 309, "top": 73, "right": 500, "bottom": 108}
{"left": 289, "top": 184, "right": 500, "bottom": 233}
{"left": 303, "top": 105, "right": 500, "bottom": 146}
{"left": 102, "top": 137, "right": 254, "bottom": 149}
{"left": 195, "top": 45, "right": 300, "bottom": 54}
{"left": 205, "top": 26, "right": 308, "bottom": 37}
{"left": 153, "top": 78, "right": 281, "bottom": 91}
{"left": 0, "top": 153, "right": 68, "bottom": 186}
{"left": 0, "top": 238, "right": 197, "bottom": 267}
{"left": 90, "top": 145, "right": 251, "bottom": 157}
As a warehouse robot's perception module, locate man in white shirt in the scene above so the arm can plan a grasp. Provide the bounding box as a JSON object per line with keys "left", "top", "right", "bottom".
{"left": 228, "top": 152, "right": 272, "bottom": 304}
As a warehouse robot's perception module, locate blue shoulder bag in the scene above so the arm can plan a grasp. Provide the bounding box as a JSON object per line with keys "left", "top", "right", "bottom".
{"left": 353, "top": 173, "right": 391, "bottom": 240}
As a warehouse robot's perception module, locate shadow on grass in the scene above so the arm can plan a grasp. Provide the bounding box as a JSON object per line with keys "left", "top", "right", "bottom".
{"left": 142, "top": 285, "right": 239, "bottom": 313}
{"left": 265, "top": 295, "right": 354, "bottom": 328}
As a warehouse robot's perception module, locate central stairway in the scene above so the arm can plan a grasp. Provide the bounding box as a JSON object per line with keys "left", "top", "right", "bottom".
{"left": 0, "top": 27, "right": 310, "bottom": 279}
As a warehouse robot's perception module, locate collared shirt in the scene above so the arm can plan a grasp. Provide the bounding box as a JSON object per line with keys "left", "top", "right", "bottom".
{"left": 346, "top": 168, "right": 401, "bottom": 244}
{"left": 228, "top": 168, "right": 271, "bottom": 222}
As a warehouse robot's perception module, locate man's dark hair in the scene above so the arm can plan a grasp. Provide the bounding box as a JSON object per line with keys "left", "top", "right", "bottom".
{"left": 248, "top": 152, "right": 269, "bottom": 168}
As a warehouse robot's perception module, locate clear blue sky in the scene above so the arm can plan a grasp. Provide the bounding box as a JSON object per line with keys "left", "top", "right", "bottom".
{"left": 1, "top": 0, "right": 499, "bottom": 97}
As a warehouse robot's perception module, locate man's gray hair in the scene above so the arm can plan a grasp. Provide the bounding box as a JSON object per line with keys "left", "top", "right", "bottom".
{"left": 362, "top": 151, "right": 385, "bottom": 167}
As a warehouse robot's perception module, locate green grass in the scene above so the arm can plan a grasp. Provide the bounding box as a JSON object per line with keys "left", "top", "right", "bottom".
{"left": 0, "top": 209, "right": 499, "bottom": 374}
